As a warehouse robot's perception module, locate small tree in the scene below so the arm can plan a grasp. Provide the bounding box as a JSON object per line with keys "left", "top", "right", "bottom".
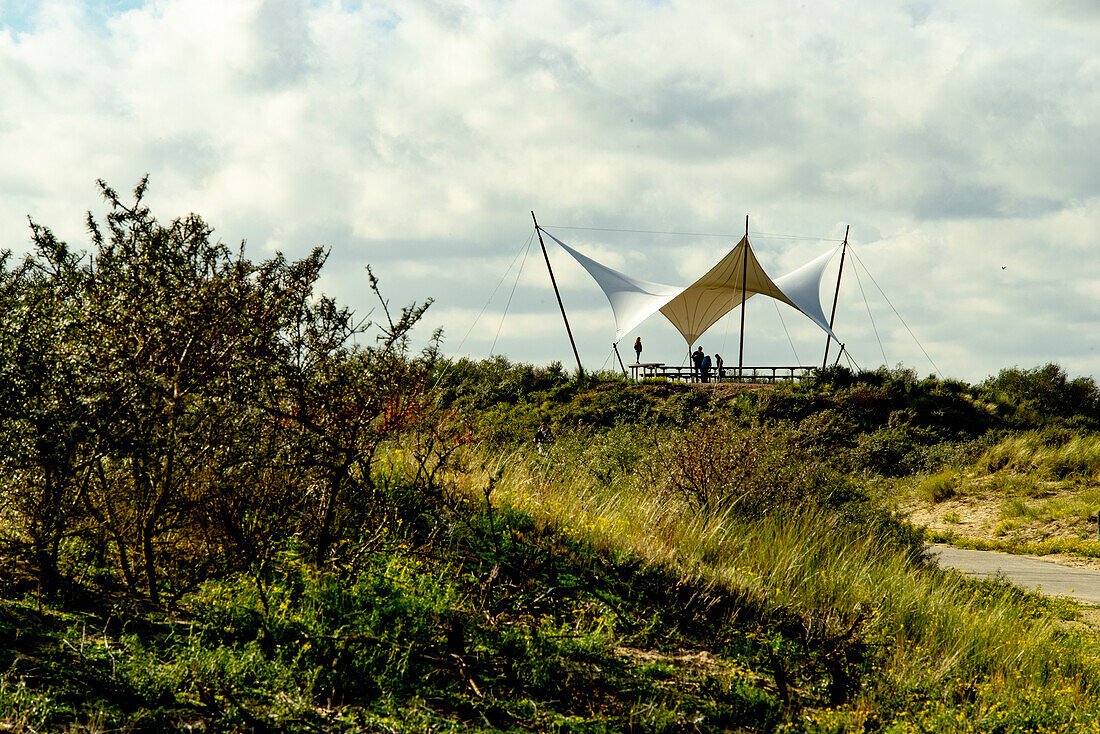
{"left": 265, "top": 266, "right": 438, "bottom": 564}
{"left": 0, "top": 178, "right": 436, "bottom": 603}
{"left": 0, "top": 242, "right": 95, "bottom": 597}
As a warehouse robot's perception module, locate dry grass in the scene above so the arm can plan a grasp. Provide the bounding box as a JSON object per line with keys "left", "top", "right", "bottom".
{"left": 979, "top": 431, "right": 1100, "bottom": 481}
{"left": 462, "top": 444, "right": 1100, "bottom": 707}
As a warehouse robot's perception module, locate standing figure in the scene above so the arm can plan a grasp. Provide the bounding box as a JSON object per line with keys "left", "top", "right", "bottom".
{"left": 701, "top": 353, "right": 712, "bottom": 383}
{"left": 691, "top": 346, "right": 704, "bottom": 381}
{"left": 715, "top": 353, "right": 724, "bottom": 381}
{"left": 634, "top": 336, "right": 643, "bottom": 363}
{"left": 534, "top": 423, "right": 554, "bottom": 453}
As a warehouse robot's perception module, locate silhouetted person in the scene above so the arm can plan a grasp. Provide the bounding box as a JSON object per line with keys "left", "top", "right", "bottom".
{"left": 692, "top": 346, "right": 704, "bottom": 381}
{"left": 715, "top": 353, "right": 724, "bottom": 381}
{"left": 701, "top": 353, "right": 712, "bottom": 383}
{"left": 534, "top": 423, "right": 554, "bottom": 453}
{"left": 634, "top": 336, "right": 642, "bottom": 363}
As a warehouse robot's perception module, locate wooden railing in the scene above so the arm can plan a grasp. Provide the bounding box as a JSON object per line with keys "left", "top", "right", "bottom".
{"left": 629, "top": 363, "right": 814, "bottom": 383}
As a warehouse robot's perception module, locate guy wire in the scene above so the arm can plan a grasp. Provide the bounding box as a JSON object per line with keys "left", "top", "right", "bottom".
{"left": 598, "top": 347, "right": 614, "bottom": 372}
{"left": 848, "top": 247, "right": 942, "bottom": 376}
{"left": 851, "top": 257, "right": 889, "bottom": 367}
{"left": 490, "top": 232, "right": 534, "bottom": 357}
{"left": 438, "top": 229, "right": 535, "bottom": 383}
{"left": 772, "top": 299, "right": 801, "bottom": 364}
{"left": 543, "top": 224, "right": 843, "bottom": 242}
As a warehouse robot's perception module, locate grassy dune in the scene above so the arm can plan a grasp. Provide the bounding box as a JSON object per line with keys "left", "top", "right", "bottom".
{"left": 6, "top": 360, "right": 1100, "bottom": 730}
{"left": 904, "top": 429, "right": 1100, "bottom": 557}
{"left": 979, "top": 431, "right": 1100, "bottom": 480}
{"left": 472, "top": 438, "right": 1100, "bottom": 731}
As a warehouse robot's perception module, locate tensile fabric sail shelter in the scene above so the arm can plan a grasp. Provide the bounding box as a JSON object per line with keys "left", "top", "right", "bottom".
{"left": 543, "top": 231, "right": 840, "bottom": 346}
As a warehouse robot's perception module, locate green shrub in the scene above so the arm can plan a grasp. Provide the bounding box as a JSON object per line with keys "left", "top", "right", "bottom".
{"left": 186, "top": 551, "right": 462, "bottom": 703}
{"left": 797, "top": 408, "right": 861, "bottom": 449}
{"left": 657, "top": 421, "right": 832, "bottom": 518}
{"left": 981, "top": 363, "right": 1100, "bottom": 430}
{"left": 848, "top": 424, "right": 937, "bottom": 476}
{"left": 570, "top": 421, "right": 657, "bottom": 487}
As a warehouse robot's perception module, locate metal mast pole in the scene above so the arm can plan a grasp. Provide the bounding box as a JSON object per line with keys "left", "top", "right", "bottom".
{"left": 738, "top": 215, "right": 748, "bottom": 380}
{"left": 612, "top": 343, "right": 627, "bottom": 376}
{"left": 532, "top": 211, "right": 584, "bottom": 376}
{"left": 822, "top": 225, "right": 849, "bottom": 370}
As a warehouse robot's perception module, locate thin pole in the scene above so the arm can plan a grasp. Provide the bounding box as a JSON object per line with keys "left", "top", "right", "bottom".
{"left": 738, "top": 215, "right": 748, "bottom": 380}
{"left": 612, "top": 343, "right": 627, "bottom": 376}
{"left": 822, "top": 225, "right": 849, "bottom": 370}
{"left": 532, "top": 212, "right": 583, "bottom": 375}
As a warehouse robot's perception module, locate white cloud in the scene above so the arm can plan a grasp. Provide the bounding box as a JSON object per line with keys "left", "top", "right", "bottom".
{"left": 0, "top": 0, "right": 1097, "bottom": 381}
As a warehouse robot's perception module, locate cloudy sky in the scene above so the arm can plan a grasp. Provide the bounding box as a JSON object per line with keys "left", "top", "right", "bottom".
{"left": 1, "top": 0, "right": 1097, "bottom": 381}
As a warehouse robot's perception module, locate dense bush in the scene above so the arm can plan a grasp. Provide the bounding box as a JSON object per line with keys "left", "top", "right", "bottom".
{"left": 435, "top": 358, "right": 1100, "bottom": 480}
{"left": 436, "top": 366, "right": 725, "bottom": 446}
{"left": 658, "top": 421, "right": 828, "bottom": 518}
{"left": 0, "top": 179, "right": 444, "bottom": 603}
{"left": 981, "top": 363, "right": 1100, "bottom": 429}
{"left": 432, "top": 355, "right": 571, "bottom": 412}
{"left": 767, "top": 366, "right": 988, "bottom": 439}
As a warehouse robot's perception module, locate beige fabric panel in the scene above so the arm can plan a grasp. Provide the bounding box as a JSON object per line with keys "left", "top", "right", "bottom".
{"left": 659, "top": 237, "right": 796, "bottom": 344}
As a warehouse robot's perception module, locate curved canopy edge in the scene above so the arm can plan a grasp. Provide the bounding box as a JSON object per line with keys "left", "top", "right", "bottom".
{"left": 543, "top": 232, "right": 683, "bottom": 343}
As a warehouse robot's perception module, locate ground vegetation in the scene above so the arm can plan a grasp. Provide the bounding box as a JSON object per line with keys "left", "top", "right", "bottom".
{"left": 3, "top": 184, "right": 1100, "bottom": 731}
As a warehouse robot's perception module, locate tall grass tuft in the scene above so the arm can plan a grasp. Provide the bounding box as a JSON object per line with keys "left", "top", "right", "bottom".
{"left": 917, "top": 470, "right": 957, "bottom": 504}
{"left": 979, "top": 430, "right": 1100, "bottom": 480}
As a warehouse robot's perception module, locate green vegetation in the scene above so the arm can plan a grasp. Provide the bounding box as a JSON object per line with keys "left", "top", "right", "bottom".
{"left": 917, "top": 471, "right": 958, "bottom": 504}
{"left": 925, "top": 532, "right": 1100, "bottom": 559}
{"left": 3, "top": 183, "right": 1100, "bottom": 731}
{"left": 980, "top": 430, "right": 1100, "bottom": 480}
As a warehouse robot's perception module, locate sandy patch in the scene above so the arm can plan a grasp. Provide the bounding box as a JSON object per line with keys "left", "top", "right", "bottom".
{"left": 899, "top": 476, "right": 1100, "bottom": 571}
{"left": 903, "top": 493, "right": 1002, "bottom": 540}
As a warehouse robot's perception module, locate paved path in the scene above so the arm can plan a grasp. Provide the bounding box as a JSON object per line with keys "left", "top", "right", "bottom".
{"left": 931, "top": 544, "right": 1100, "bottom": 605}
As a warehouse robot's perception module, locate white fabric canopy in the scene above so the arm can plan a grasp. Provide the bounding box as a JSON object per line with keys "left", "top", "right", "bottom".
{"left": 774, "top": 245, "right": 842, "bottom": 339}
{"left": 547, "top": 231, "right": 840, "bottom": 346}
{"left": 544, "top": 232, "right": 684, "bottom": 342}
